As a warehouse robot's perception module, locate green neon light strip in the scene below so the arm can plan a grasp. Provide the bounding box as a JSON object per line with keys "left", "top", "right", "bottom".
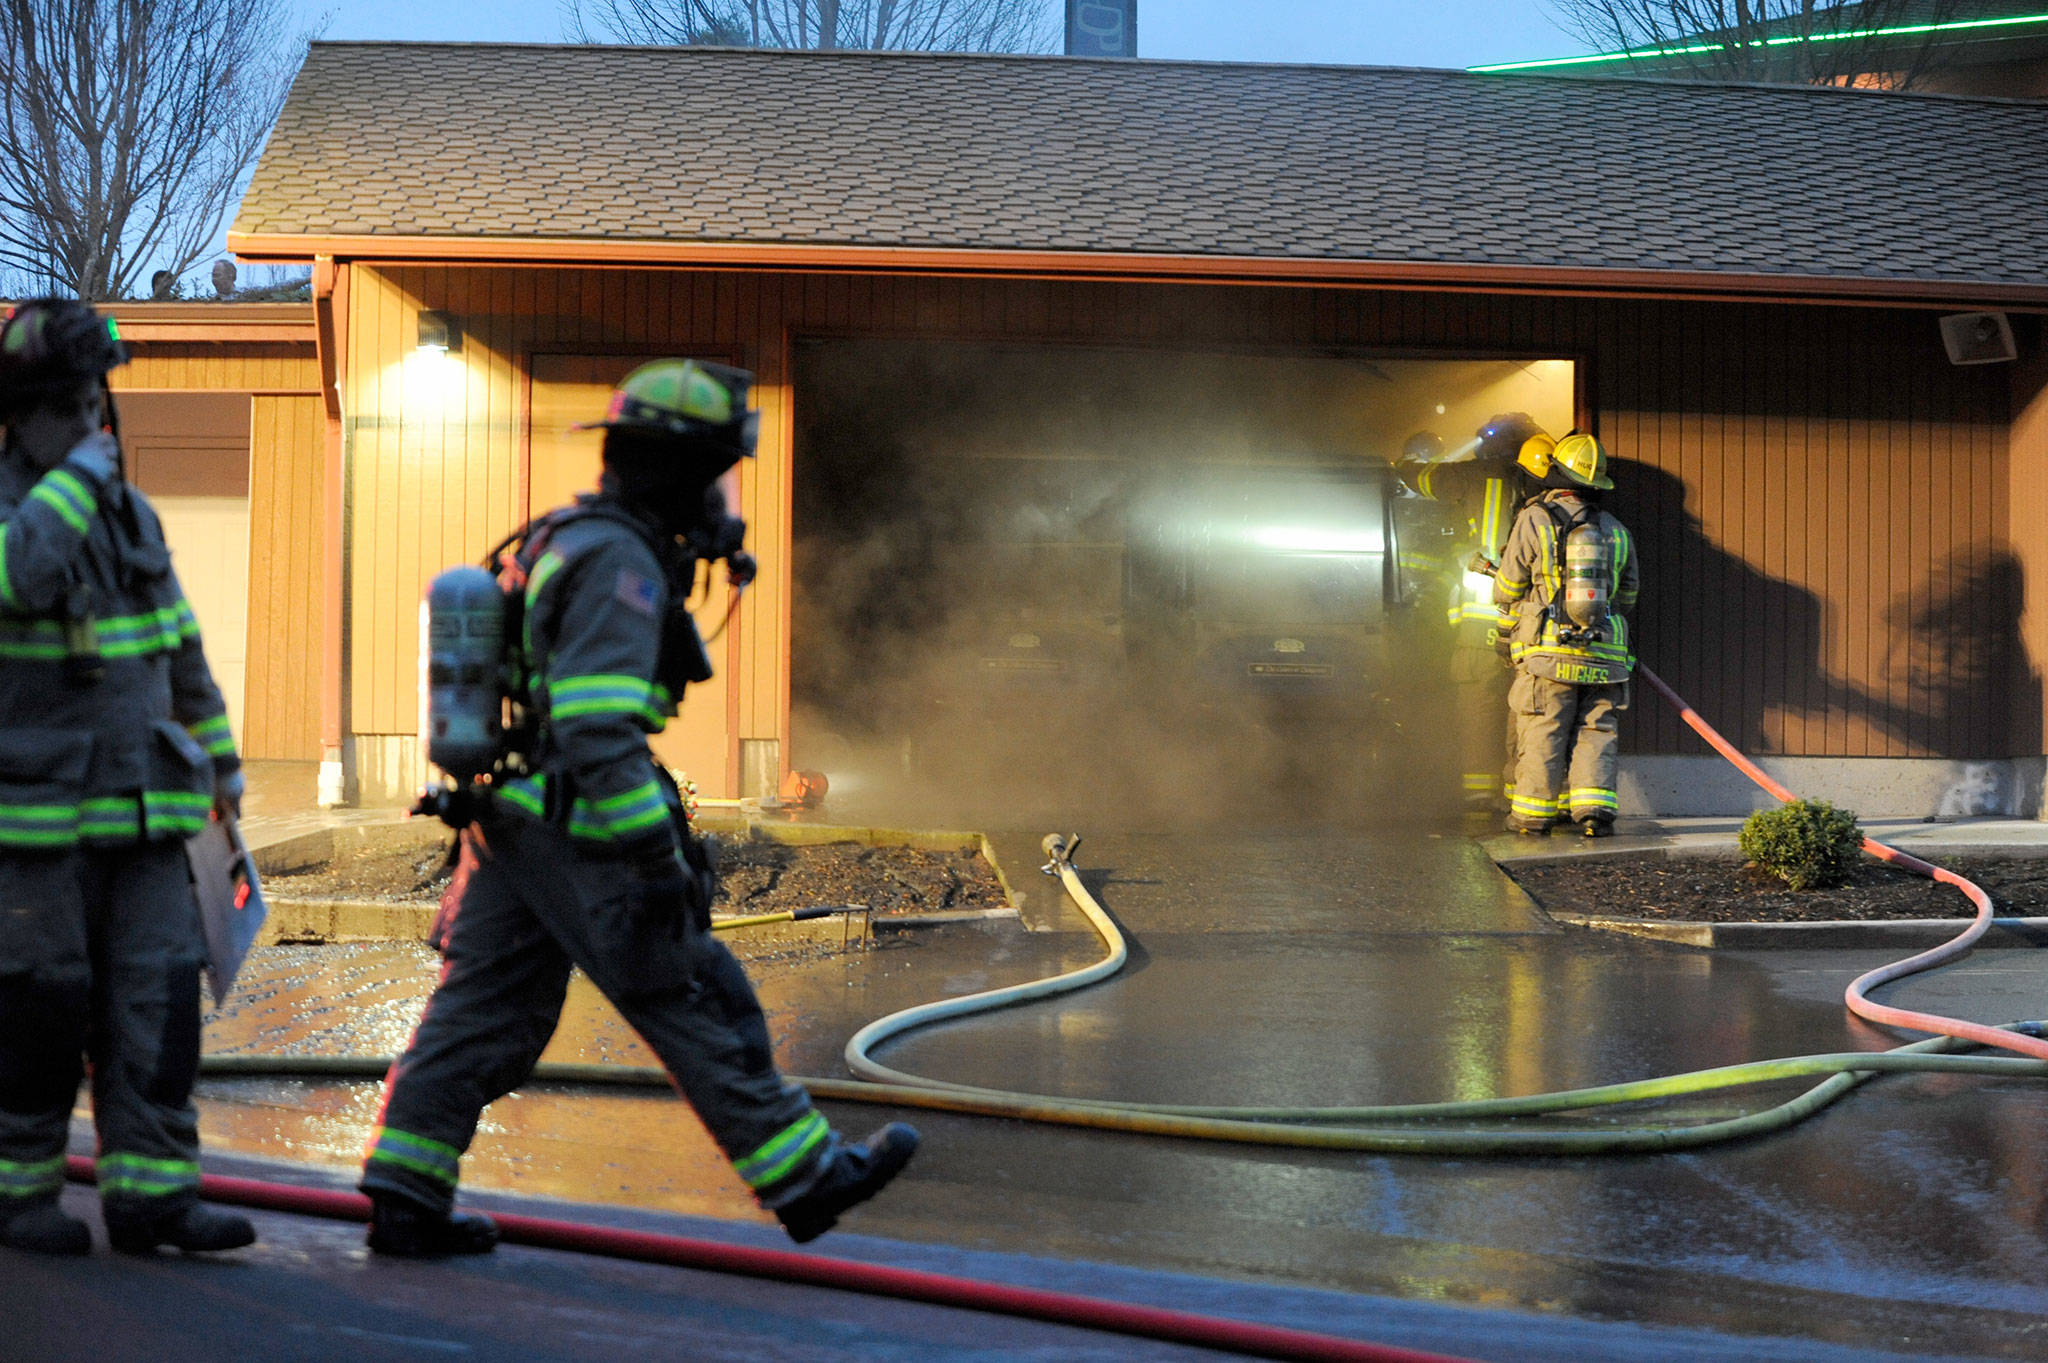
{"left": 1470, "top": 9, "right": 2048, "bottom": 73}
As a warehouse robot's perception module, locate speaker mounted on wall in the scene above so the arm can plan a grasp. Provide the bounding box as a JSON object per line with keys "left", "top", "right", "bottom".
{"left": 1938, "top": 312, "right": 2016, "bottom": 366}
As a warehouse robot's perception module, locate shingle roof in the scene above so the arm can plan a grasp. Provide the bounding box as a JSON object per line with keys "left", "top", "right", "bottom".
{"left": 232, "top": 42, "right": 2048, "bottom": 294}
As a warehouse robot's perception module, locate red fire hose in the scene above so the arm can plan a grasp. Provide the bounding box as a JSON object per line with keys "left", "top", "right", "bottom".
{"left": 62, "top": 1155, "right": 1475, "bottom": 1363}
{"left": 1637, "top": 664, "right": 2048, "bottom": 1063}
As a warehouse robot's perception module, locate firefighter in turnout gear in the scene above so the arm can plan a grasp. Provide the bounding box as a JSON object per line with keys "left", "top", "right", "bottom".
{"left": 362, "top": 360, "right": 917, "bottom": 1256}
{"left": 1419, "top": 414, "right": 1548, "bottom": 809}
{"left": 1494, "top": 433, "right": 1639, "bottom": 836}
{"left": 0, "top": 301, "right": 254, "bottom": 1256}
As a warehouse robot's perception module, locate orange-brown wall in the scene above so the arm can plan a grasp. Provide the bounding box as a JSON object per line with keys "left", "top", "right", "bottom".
{"left": 111, "top": 335, "right": 326, "bottom": 761}
{"left": 246, "top": 394, "right": 327, "bottom": 759}
{"left": 339, "top": 265, "right": 2024, "bottom": 794}
{"left": 2012, "top": 327, "right": 2048, "bottom": 768}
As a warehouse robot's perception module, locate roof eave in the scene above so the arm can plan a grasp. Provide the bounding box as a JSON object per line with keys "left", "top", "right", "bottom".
{"left": 225, "top": 232, "right": 2048, "bottom": 311}
{"left": 99, "top": 300, "right": 316, "bottom": 343}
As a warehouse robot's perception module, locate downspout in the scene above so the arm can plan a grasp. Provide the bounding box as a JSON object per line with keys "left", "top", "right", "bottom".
{"left": 312, "top": 256, "right": 351, "bottom": 807}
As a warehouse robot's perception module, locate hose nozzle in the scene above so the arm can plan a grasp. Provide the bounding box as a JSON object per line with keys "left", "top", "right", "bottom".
{"left": 1039, "top": 833, "right": 1081, "bottom": 875}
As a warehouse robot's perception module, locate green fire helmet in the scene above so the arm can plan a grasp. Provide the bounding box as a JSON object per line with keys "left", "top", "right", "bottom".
{"left": 576, "top": 358, "right": 759, "bottom": 458}
{"left": 1550, "top": 432, "right": 1614, "bottom": 491}
{"left": 0, "top": 299, "right": 128, "bottom": 408}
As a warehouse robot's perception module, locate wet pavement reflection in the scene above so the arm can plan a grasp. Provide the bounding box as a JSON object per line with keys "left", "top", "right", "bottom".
{"left": 195, "top": 825, "right": 2048, "bottom": 1358}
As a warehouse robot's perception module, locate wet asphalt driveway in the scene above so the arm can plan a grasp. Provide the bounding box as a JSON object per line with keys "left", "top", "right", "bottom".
{"left": 107, "top": 824, "right": 2048, "bottom": 1358}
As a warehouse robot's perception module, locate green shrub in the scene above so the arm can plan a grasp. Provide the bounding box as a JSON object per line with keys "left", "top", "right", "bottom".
{"left": 1738, "top": 799, "right": 1865, "bottom": 891}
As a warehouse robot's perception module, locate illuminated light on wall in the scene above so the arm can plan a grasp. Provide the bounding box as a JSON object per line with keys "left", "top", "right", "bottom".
{"left": 1250, "top": 526, "right": 1383, "bottom": 554}
{"left": 1469, "top": 9, "right": 2048, "bottom": 73}
{"left": 416, "top": 309, "right": 461, "bottom": 354}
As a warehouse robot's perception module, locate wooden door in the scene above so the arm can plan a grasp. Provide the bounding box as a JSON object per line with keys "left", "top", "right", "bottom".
{"left": 528, "top": 355, "right": 736, "bottom": 796}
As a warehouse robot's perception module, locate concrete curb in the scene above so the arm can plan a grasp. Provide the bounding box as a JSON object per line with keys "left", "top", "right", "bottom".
{"left": 1479, "top": 833, "right": 2048, "bottom": 949}
{"left": 1490, "top": 838, "right": 2048, "bottom": 869}
{"left": 1551, "top": 913, "right": 2048, "bottom": 950}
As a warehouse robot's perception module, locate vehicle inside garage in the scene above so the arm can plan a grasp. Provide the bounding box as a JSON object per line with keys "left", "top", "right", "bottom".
{"left": 792, "top": 337, "right": 1575, "bottom": 824}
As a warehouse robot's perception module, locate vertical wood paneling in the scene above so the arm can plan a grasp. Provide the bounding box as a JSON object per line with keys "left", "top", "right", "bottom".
{"left": 115, "top": 344, "right": 319, "bottom": 392}
{"left": 244, "top": 395, "right": 324, "bottom": 758}
{"left": 334, "top": 266, "right": 2014, "bottom": 777}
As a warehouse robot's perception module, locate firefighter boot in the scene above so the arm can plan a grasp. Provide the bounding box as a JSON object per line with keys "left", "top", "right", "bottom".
{"left": 1580, "top": 817, "right": 1615, "bottom": 839}
{"left": 0, "top": 1201, "right": 91, "bottom": 1256}
{"left": 773, "top": 1123, "right": 920, "bottom": 1245}
{"left": 366, "top": 1192, "right": 499, "bottom": 1258}
{"left": 107, "top": 1203, "right": 256, "bottom": 1254}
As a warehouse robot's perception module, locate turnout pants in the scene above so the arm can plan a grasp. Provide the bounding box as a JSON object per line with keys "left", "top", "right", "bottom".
{"left": 362, "top": 812, "right": 825, "bottom": 1215}
{"left": 1508, "top": 672, "right": 1628, "bottom": 828}
{"left": 0, "top": 842, "right": 207, "bottom": 1220}
{"left": 1451, "top": 646, "right": 1516, "bottom": 804}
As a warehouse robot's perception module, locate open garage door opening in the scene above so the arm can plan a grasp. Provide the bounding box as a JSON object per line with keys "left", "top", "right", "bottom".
{"left": 792, "top": 338, "right": 1576, "bottom": 828}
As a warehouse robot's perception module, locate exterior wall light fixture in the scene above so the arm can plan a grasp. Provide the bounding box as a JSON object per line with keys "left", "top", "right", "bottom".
{"left": 417, "top": 310, "right": 461, "bottom": 354}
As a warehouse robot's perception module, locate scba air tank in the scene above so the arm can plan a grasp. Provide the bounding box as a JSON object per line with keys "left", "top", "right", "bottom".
{"left": 1560, "top": 524, "right": 1612, "bottom": 631}
{"left": 421, "top": 566, "right": 506, "bottom": 783}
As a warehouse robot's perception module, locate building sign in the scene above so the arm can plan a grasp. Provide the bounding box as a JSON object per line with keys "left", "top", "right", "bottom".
{"left": 1066, "top": 0, "right": 1135, "bottom": 57}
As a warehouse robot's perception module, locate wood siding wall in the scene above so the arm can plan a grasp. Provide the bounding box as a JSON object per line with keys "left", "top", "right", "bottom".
{"left": 342, "top": 266, "right": 2018, "bottom": 780}
{"left": 246, "top": 395, "right": 327, "bottom": 759}
{"left": 114, "top": 343, "right": 319, "bottom": 394}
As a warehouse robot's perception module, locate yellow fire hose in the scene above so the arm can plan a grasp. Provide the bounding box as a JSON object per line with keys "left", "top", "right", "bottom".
{"left": 201, "top": 833, "right": 2048, "bottom": 1155}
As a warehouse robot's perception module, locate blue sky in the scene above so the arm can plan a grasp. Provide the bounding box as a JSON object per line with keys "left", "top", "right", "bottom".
{"left": 294, "top": 1, "right": 1588, "bottom": 70}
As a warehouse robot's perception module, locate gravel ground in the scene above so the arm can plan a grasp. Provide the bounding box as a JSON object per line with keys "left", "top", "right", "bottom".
{"left": 1507, "top": 853, "right": 2048, "bottom": 922}
{"left": 264, "top": 832, "right": 1008, "bottom": 919}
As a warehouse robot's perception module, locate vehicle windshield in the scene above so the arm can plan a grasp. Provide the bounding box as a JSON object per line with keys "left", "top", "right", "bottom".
{"left": 1182, "top": 472, "right": 1386, "bottom": 626}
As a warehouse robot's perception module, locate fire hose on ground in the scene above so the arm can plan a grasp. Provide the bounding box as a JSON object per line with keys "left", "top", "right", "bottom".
{"left": 132, "top": 661, "right": 2048, "bottom": 1361}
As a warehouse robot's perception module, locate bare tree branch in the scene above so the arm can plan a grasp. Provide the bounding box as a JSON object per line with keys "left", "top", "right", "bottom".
{"left": 1544, "top": 0, "right": 1971, "bottom": 89}
{"left": 563, "top": 0, "right": 1056, "bottom": 53}
{"left": 0, "top": 0, "right": 311, "bottom": 300}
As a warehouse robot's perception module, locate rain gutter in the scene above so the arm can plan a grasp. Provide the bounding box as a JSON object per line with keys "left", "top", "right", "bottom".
{"left": 228, "top": 233, "right": 2048, "bottom": 311}
{"left": 311, "top": 257, "right": 350, "bottom": 806}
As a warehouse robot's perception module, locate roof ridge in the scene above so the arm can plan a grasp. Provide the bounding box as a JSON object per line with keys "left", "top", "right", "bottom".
{"left": 298, "top": 40, "right": 2048, "bottom": 110}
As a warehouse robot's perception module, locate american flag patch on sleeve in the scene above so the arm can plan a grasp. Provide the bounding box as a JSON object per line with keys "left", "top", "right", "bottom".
{"left": 614, "top": 569, "right": 660, "bottom": 617}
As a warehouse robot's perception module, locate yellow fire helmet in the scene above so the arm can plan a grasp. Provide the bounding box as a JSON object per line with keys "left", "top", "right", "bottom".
{"left": 1551, "top": 432, "right": 1614, "bottom": 491}
{"left": 1516, "top": 433, "right": 1556, "bottom": 481}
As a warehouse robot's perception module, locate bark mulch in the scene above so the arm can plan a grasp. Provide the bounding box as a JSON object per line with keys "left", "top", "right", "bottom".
{"left": 1506, "top": 854, "right": 2048, "bottom": 923}
{"left": 265, "top": 833, "right": 1008, "bottom": 918}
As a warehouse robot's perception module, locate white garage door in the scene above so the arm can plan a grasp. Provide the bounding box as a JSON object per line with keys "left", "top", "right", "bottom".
{"left": 150, "top": 497, "right": 250, "bottom": 734}
{"left": 120, "top": 393, "right": 253, "bottom": 741}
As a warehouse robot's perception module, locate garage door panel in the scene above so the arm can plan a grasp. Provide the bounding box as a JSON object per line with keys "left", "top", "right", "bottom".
{"left": 115, "top": 392, "right": 253, "bottom": 750}
{"left": 153, "top": 496, "right": 250, "bottom": 738}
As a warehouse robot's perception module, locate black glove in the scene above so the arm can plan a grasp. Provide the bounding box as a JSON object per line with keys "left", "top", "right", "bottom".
{"left": 629, "top": 835, "right": 717, "bottom": 934}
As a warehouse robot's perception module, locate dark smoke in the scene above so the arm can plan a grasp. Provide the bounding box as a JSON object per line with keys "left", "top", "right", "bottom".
{"left": 790, "top": 339, "right": 1575, "bottom": 831}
